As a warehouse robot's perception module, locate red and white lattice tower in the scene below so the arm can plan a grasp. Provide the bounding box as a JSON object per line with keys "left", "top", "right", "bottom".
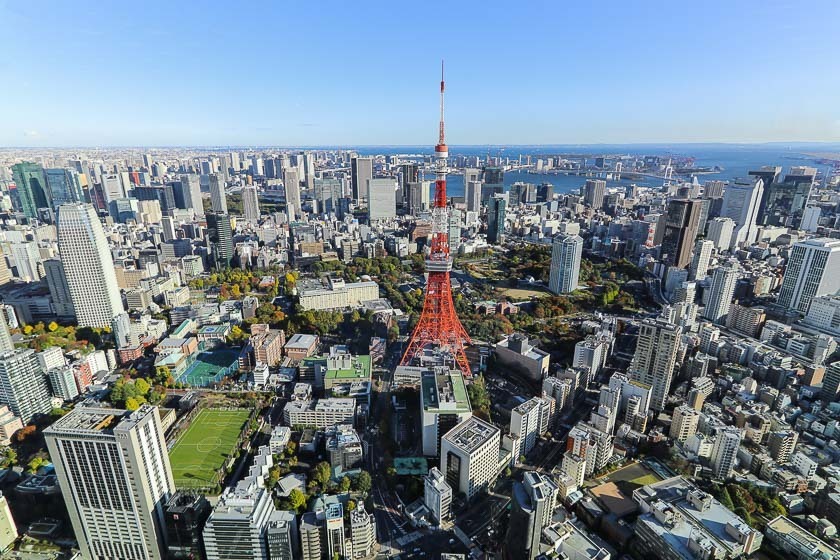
{"left": 400, "top": 62, "right": 472, "bottom": 376}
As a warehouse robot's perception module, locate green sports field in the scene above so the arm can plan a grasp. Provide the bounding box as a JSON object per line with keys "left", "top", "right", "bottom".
{"left": 168, "top": 409, "right": 251, "bottom": 489}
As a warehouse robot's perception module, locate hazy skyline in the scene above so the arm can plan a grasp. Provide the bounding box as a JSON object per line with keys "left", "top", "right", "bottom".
{"left": 2, "top": 0, "right": 839, "bottom": 147}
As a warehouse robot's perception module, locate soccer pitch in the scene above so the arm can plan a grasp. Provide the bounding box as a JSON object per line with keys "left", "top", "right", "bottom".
{"left": 169, "top": 408, "right": 251, "bottom": 489}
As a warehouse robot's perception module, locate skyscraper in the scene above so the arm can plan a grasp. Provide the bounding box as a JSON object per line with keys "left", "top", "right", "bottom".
{"left": 778, "top": 238, "right": 840, "bottom": 313}
{"left": 283, "top": 167, "right": 301, "bottom": 220}
{"left": 629, "top": 318, "right": 682, "bottom": 412}
{"left": 505, "top": 471, "right": 558, "bottom": 560}
{"left": 440, "top": 417, "right": 501, "bottom": 501}
{"left": 350, "top": 157, "right": 373, "bottom": 203}
{"left": 583, "top": 179, "right": 606, "bottom": 209}
{"left": 661, "top": 198, "right": 703, "bottom": 269}
{"left": 548, "top": 234, "right": 583, "bottom": 294}
{"left": 179, "top": 174, "right": 204, "bottom": 217}
{"left": 0, "top": 349, "right": 51, "bottom": 424}
{"left": 756, "top": 166, "right": 815, "bottom": 227}
{"left": 711, "top": 426, "right": 742, "bottom": 479}
{"left": 465, "top": 180, "right": 481, "bottom": 213}
{"left": 399, "top": 162, "right": 420, "bottom": 205}
{"left": 703, "top": 261, "right": 740, "bottom": 324}
{"left": 44, "top": 168, "right": 83, "bottom": 209}
{"left": 486, "top": 195, "right": 506, "bottom": 244}
{"left": 242, "top": 185, "right": 260, "bottom": 222}
{"left": 11, "top": 162, "right": 48, "bottom": 218}
{"left": 367, "top": 178, "right": 397, "bottom": 220}
{"left": 206, "top": 213, "right": 234, "bottom": 270}
{"left": 408, "top": 181, "right": 430, "bottom": 215}
{"left": 45, "top": 406, "right": 175, "bottom": 560}
{"left": 482, "top": 166, "right": 504, "bottom": 201}
{"left": 721, "top": 177, "right": 764, "bottom": 249}
{"left": 57, "top": 203, "right": 124, "bottom": 328}
{"left": 209, "top": 173, "right": 227, "bottom": 214}
{"left": 689, "top": 239, "right": 714, "bottom": 280}
{"left": 821, "top": 362, "right": 840, "bottom": 402}
{"left": 43, "top": 258, "right": 75, "bottom": 319}
{"left": 706, "top": 217, "right": 735, "bottom": 252}
{"left": 164, "top": 492, "right": 212, "bottom": 560}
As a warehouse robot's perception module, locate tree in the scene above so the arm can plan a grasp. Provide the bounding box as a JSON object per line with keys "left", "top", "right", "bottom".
{"left": 27, "top": 456, "right": 49, "bottom": 474}
{"left": 312, "top": 461, "right": 332, "bottom": 487}
{"left": 354, "top": 470, "right": 372, "bottom": 494}
{"left": 339, "top": 476, "right": 351, "bottom": 493}
{"left": 347, "top": 499, "right": 357, "bottom": 512}
{"left": 15, "top": 425, "right": 37, "bottom": 442}
{"left": 467, "top": 375, "right": 492, "bottom": 420}
{"left": 287, "top": 488, "right": 306, "bottom": 512}
{"left": 48, "top": 321, "right": 59, "bottom": 332}
{"left": 135, "top": 378, "right": 151, "bottom": 396}
{"left": 125, "top": 397, "right": 140, "bottom": 411}
{"left": 0, "top": 448, "right": 17, "bottom": 468}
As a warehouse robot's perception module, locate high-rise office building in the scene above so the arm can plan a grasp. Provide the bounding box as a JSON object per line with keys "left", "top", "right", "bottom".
{"left": 283, "top": 168, "right": 301, "bottom": 220}
{"left": 583, "top": 179, "right": 606, "bottom": 209}
{"left": 711, "top": 426, "right": 742, "bottom": 479}
{"left": 209, "top": 173, "right": 227, "bottom": 214}
{"left": 421, "top": 369, "right": 472, "bottom": 456}
{"left": 424, "top": 467, "right": 452, "bottom": 526}
{"left": 756, "top": 166, "right": 815, "bottom": 227}
{"left": 206, "top": 213, "right": 234, "bottom": 270}
{"left": 11, "top": 162, "right": 48, "bottom": 218}
{"left": 45, "top": 406, "right": 175, "bottom": 560}
{"left": 164, "top": 492, "right": 212, "bottom": 560}
{"left": 178, "top": 174, "right": 204, "bottom": 217}
{"left": 266, "top": 510, "right": 299, "bottom": 560}
{"left": 706, "top": 217, "right": 735, "bottom": 252}
{"left": 661, "top": 199, "right": 703, "bottom": 269}
{"left": 548, "top": 234, "right": 583, "bottom": 294}
{"left": 821, "top": 361, "right": 840, "bottom": 402}
{"left": 202, "top": 482, "right": 276, "bottom": 560}
{"left": 408, "top": 181, "right": 430, "bottom": 215}
{"left": 324, "top": 502, "right": 345, "bottom": 559}
{"left": 629, "top": 318, "right": 681, "bottom": 412}
{"left": 44, "top": 168, "right": 84, "bottom": 209}
{"left": 440, "top": 417, "right": 501, "bottom": 501}
{"left": 11, "top": 241, "right": 41, "bottom": 282}
{"left": 242, "top": 186, "right": 260, "bottom": 222}
{"left": 313, "top": 178, "right": 342, "bottom": 215}
{"left": 0, "top": 349, "right": 51, "bottom": 424}
{"left": 465, "top": 180, "right": 482, "bottom": 212}
{"left": 689, "top": 239, "right": 714, "bottom": 280}
{"left": 778, "top": 238, "right": 840, "bottom": 314}
{"left": 487, "top": 195, "right": 506, "bottom": 244}
{"left": 505, "top": 471, "right": 558, "bottom": 560}
{"left": 0, "top": 314, "right": 12, "bottom": 354}
{"left": 703, "top": 261, "right": 740, "bottom": 324}
{"left": 350, "top": 157, "right": 373, "bottom": 203}
{"left": 57, "top": 203, "right": 124, "bottom": 328}
{"left": 721, "top": 177, "right": 763, "bottom": 249}
{"left": 398, "top": 162, "right": 419, "bottom": 205}
{"left": 482, "top": 167, "right": 504, "bottom": 201}
{"left": 367, "top": 178, "right": 397, "bottom": 220}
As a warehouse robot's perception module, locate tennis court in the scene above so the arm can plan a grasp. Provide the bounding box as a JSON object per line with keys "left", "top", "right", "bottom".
{"left": 176, "top": 350, "right": 240, "bottom": 387}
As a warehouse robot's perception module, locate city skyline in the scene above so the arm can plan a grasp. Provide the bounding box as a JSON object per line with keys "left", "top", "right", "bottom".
{"left": 2, "top": 1, "right": 840, "bottom": 147}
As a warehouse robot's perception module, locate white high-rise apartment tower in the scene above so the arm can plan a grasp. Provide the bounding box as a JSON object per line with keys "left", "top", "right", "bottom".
{"left": 703, "top": 261, "right": 740, "bottom": 324}
{"left": 689, "top": 239, "right": 714, "bottom": 280}
{"left": 0, "top": 348, "right": 52, "bottom": 424}
{"left": 629, "top": 318, "right": 682, "bottom": 412}
{"left": 548, "top": 234, "right": 583, "bottom": 294}
{"left": 711, "top": 426, "right": 742, "bottom": 479}
{"left": 45, "top": 406, "right": 175, "bottom": 560}
{"left": 706, "top": 217, "right": 735, "bottom": 252}
{"left": 778, "top": 238, "right": 840, "bottom": 313}
{"left": 57, "top": 203, "right": 124, "bottom": 328}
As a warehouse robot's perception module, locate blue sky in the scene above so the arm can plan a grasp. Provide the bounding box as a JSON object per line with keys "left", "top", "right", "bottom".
{"left": 1, "top": 0, "right": 839, "bottom": 146}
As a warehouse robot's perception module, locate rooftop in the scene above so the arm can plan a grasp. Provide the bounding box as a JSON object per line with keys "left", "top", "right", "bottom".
{"left": 285, "top": 333, "right": 318, "bottom": 349}
{"left": 443, "top": 416, "right": 500, "bottom": 453}
{"left": 422, "top": 368, "right": 470, "bottom": 413}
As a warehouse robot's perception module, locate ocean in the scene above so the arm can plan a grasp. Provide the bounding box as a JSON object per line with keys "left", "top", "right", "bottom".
{"left": 353, "top": 143, "right": 840, "bottom": 199}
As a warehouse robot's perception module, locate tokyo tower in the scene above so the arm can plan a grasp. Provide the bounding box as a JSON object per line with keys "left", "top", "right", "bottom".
{"left": 400, "top": 62, "right": 472, "bottom": 376}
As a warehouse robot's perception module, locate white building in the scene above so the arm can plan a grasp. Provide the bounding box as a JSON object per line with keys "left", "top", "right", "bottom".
{"left": 45, "top": 406, "right": 175, "bottom": 560}
{"left": 711, "top": 426, "right": 742, "bottom": 479}
{"left": 778, "top": 238, "right": 840, "bottom": 313}
{"left": 367, "top": 178, "right": 397, "bottom": 220}
{"left": 349, "top": 502, "right": 377, "bottom": 558}
{"left": 298, "top": 278, "right": 379, "bottom": 311}
{"left": 703, "top": 261, "right": 740, "bottom": 324}
{"left": 548, "top": 234, "right": 583, "bottom": 294}
{"left": 209, "top": 173, "right": 227, "bottom": 213}
{"left": 424, "top": 467, "right": 452, "bottom": 525}
{"left": 689, "top": 239, "right": 714, "bottom": 281}
{"left": 804, "top": 295, "right": 840, "bottom": 336}
{"left": 0, "top": 349, "right": 52, "bottom": 424}
{"left": 670, "top": 404, "right": 700, "bottom": 443}
{"left": 440, "top": 417, "right": 501, "bottom": 501}
{"left": 629, "top": 319, "right": 681, "bottom": 412}
{"left": 283, "top": 398, "right": 355, "bottom": 428}
{"left": 57, "top": 203, "right": 124, "bottom": 328}
{"left": 721, "top": 177, "right": 763, "bottom": 249}
{"left": 706, "top": 217, "right": 735, "bottom": 252}
{"left": 421, "top": 369, "right": 472, "bottom": 456}
{"left": 510, "top": 397, "right": 548, "bottom": 459}
{"left": 242, "top": 185, "right": 260, "bottom": 222}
